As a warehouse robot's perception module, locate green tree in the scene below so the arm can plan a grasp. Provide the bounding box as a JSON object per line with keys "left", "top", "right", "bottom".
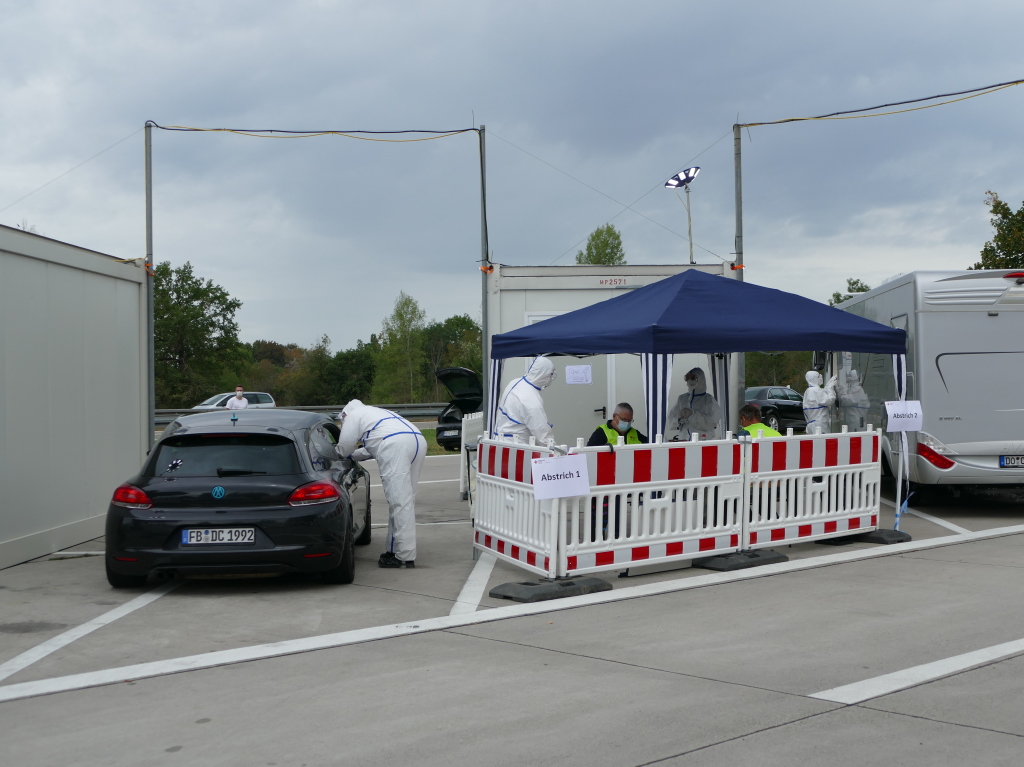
{"left": 252, "top": 339, "right": 291, "bottom": 367}
{"left": 829, "top": 278, "right": 871, "bottom": 307}
{"left": 278, "top": 335, "right": 336, "bottom": 405}
{"left": 154, "top": 261, "right": 244, "bottom": 407}
{"left": 421, "top": 314, "right": 482, "bottom": 399}
{"left": 971, "top": 190, "right": 1024, "bottom": 270}
{"left": 328, "top": 340, "right": 377, "bottom": 404}
{"left": 371, "top": 292, "right": 427, "bottom": 403}
{"left": 576, "top": 224, "right": 626, "bottom": 265}
{"left": 745, "top": 351, "right": 814, "bottom": 390}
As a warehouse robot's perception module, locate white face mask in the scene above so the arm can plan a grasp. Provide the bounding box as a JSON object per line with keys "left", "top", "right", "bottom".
{"left": 235, "top": 391, "right": 244, "bottom": 398}
{"left": 685, "top": 377, "right": 698, "bottom": 390}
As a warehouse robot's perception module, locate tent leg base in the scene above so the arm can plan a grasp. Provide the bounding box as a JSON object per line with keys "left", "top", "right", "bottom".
{"left": 489, "top": 576, "right": 612, "bottom": 603}
{"left": 693, "top": 549, "right": 788, "bottom": 571}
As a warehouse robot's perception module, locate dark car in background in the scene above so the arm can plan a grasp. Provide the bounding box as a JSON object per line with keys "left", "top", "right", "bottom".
{"left": 744, "top": 386, "right": 807, "bottom": 432}
{"left": 434, "top": 367, "right": 482, "bottom": 451}
{"left": 105, "top": 410, "right": 370, "bottom": 588}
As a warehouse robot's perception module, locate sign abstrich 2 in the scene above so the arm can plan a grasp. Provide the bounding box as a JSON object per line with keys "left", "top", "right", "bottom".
{"left": 885, "top": 400, "right": 923, "bottom": 432}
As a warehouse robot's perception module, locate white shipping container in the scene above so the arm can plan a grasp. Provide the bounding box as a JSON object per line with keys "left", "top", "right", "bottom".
{"left": 0, "top": 226, "right": 150, "bottom": 568}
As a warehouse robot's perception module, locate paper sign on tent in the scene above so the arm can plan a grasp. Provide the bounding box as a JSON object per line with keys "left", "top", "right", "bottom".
{"left": 531, "top": 453, "right": 591, "bottom": 499}
{"left": 564, "top": 365, "right": 592, "bottom": 385}
{"left": 884, "top": 400, "right": 923, "bottom": 432}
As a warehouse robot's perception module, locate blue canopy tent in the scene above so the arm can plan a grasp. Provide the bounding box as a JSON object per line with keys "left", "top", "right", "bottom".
{"left": 487, "top": 270, "right": 907, "bottom": 440}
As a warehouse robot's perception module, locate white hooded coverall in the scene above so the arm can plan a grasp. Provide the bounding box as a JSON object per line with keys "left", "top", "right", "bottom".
{"left": 667, "top": 367, "right": 722, "bottom": 441}
{"left": 336, "top": 399, "right": 426, "bottom": 562}
{"left": 493, "top": 356, "right": 556, "bottom": 444}
{"left": 839, "top": 369, "right": 870, "bottom": 431}
{"left": 802, "top": 370, "right": 838, "bottom": 435}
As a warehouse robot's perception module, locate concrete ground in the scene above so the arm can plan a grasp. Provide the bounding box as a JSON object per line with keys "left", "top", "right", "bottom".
{"left": 1, "top": 454, "right": 1023, "bottom": 766}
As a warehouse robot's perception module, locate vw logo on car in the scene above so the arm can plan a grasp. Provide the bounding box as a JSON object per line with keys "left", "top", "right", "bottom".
{"left": 212, "top": 486, "right": 226, "bottom": 499}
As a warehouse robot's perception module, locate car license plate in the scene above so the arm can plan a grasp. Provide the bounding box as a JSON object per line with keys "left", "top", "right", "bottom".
{"left": 181, "top": 528, "right": 255, "bottom": 545}
{"left": 999, "top": 455, "right": 1024, "bottom": 468}
{"left": 441, "top": 430, "right": 459, "bottom": 437}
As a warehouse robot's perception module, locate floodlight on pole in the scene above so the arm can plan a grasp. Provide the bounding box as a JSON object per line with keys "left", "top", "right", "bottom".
{"left": 665, "top": 167, "right": 700, "bottom": 264}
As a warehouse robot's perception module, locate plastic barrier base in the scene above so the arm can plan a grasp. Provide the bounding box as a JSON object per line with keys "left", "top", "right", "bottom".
{"left": 817, "top": 528, "right": 912, "bottom": 546}
{"left": 693, "top": 549, "right": 789, "bottom": 571}
{"left": 489, "top": 576, "right": 613, "bottom": 603}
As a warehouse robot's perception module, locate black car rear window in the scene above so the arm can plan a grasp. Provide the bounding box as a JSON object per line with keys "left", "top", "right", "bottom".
{"left": 147, "top": 434, "right": 301, "bottom": 477}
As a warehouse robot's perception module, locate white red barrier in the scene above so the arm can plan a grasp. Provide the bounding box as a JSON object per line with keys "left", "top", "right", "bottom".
{"left": 471, "top": 428, "right": 882, "bottom": 578}
{"left": 561, "top": 440, "right": 744, "bottom": 575}
{"left": 473, "top": 440, "right": 560, "bottom": 577}
{"left": 745, "top": 431, "right": 881, "bottom": 548}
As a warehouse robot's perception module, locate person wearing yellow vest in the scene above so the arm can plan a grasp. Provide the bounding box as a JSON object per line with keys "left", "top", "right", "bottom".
{"left": 587, "top": 403, "right": 648, "bottom": 446}
{"left": 738, "top": 404, "right": 783, "bottom": 438}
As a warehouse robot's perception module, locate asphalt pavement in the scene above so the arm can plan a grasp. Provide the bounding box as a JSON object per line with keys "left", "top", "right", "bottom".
{"left": 1, "top": 455, "right": 1023, "bottom": 766}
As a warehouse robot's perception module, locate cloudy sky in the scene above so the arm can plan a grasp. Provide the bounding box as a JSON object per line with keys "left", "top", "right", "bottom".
{"left": 3, "top": 1, "right": 1023, "bottom": 351}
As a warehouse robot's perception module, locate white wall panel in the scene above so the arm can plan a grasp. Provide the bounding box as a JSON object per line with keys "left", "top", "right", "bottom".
{"left": 0, "top": 226, "right": 148, "bottom": 568}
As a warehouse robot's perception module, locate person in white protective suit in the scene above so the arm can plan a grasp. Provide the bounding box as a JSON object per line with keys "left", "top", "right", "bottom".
{"left": 493, "top": 356, "right": 557, "bottom": 444}
{"left": 336, "top": 399, "right": 427, "bottom": 568}
{"left": 839, "top": 369, "right": 870, "bottom": 431}
{"left": 667, "top": 367, "right": 722, "bottom": 441}
{"left": 802, "top": 370, "right": 838, "bottom": 435}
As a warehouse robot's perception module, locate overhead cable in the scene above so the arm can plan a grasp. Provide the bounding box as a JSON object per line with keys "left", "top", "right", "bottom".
{"left": 741, "top": 77, "right": 1024, "bottom": 127}
{"left": 0, "top": 127, "right": 143, "bottom": 215}
{"left": 151, "top": 123, "right": 476, "bottom": 143}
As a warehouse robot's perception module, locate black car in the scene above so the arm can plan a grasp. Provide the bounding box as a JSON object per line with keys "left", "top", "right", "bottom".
{"left": 744, "top": 386, "right": 807, "bottom": 432}
{"left": 105, "top": 410, "right": 371, "bottom": 588}
{"left": 434, "top": 367, "right": 482, "bottom": 451}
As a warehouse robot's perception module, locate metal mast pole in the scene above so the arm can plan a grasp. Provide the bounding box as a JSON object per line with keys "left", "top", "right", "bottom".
{"left": 733, "top": 123, "right": 744, "bottom": 280}
{"left": 732, "top": 123, "right": 745, "bottom": 434}
{"left": 478, "top": 125, "right": 490, "bottom": 421}
{"left": 685, "top": 184, "right": 694, "bottom": 264}
{"left": 145, "top": 121, "right": 155, "bottom": 451}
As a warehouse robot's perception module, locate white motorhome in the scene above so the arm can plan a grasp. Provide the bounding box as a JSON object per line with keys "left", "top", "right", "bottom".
{"left": 838, "top": 269, "right": 1024, "bottom": 498}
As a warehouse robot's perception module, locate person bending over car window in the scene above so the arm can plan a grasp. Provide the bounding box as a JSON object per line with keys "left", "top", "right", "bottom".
{"left": 336, "top": 399, "right": 426, "bottom": 569}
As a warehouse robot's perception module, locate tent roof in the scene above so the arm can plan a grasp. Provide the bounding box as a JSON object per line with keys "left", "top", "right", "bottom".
{"left": 490, "top": 270, "right": 906, "bottom": 358}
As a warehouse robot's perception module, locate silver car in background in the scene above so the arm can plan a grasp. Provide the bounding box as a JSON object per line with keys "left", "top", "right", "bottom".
{"left": 194, "top": 392, "right": 276, "bottom": 409}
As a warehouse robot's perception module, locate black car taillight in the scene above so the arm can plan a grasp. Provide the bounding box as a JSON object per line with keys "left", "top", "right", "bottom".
{"left": 112, "top": 484, "right": 153, "bottom": 509}
{"left": 288, "top": 481, "right": 341, "bottom": 506}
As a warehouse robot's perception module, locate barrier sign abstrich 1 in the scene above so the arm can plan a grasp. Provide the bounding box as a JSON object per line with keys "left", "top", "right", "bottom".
{"left": 885, "top": 400, "right": 923, "bottom": 432}
{"left": 531, "top": 454, "right": 591, "bottom": 499}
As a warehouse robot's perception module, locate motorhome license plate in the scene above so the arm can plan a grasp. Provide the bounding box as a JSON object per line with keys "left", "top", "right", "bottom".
{"left": 999, "top": 455, "right": 1024, "bottom": 468}
{"left": 181, "top": 528, "right": 255, "bottom": 545}
{"left": 441, "top": 430, "right": 459, "bottom": 437}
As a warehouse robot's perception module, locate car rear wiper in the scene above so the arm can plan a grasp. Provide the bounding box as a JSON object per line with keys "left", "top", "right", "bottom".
{"left": 216, "top": 468, "right": 268, "bottom": 477}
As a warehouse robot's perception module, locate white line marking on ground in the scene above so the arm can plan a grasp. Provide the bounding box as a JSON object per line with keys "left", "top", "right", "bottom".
{"left": 0, "top": 581, "right": 180, "bottom": 685}
{"left": 449, "top": 553, "right": 497, "bottom": 616}
{"left": 3, "top": 523, "right": 1024, "bottom": 704}
{"left": 811, "top": 636, "right": 1024, "bottom": 704}
{"left": 906, "top": 509, "right": 971, "bottom": 535}
{"left": 371, "top": 521, "right": 470, "bottom": 528}
{"left": 879, "top": 498, "right": 972, "bottom": 535}
{"left": 371, "top": 479, "right": 459, "bottom": 488}
{"left": 47, "top": 552, "right": 106, "bottom": 558}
